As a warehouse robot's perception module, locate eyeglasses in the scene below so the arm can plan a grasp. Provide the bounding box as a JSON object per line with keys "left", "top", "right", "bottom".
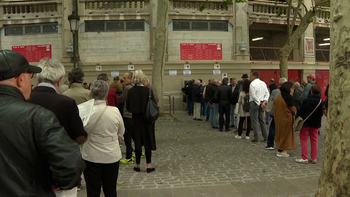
{"left": 15, "top": 71, "right": 34, "bottom": 79}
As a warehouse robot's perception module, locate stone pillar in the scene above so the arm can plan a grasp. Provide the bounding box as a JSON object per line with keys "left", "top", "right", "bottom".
{"left": 234, "top": 1, "right": 250, "bottom": 61}
{"left": 61, "top": 0, "right": 74, "bottom": 65}
{"left": 302, "top": 0, "right": 315, "bottom": 64}
{"left": 150, "top": 0, "right": 157, "bottom": 61}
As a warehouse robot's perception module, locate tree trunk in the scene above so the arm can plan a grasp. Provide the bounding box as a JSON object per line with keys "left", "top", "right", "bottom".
{"left": 279, "top": 10, "right": 315, "bottom": 78}
{"left": 152, "top": 0, "right": 168, "bottom": 114}
{"left": 316, "top": 0, "right": 350, "bottom": 196}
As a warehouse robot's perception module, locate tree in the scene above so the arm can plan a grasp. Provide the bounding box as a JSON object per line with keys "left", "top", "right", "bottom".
{"left": 200, "top": 0, "right": 329, "bottom": 78}
{"left": 152, "top": 0, "right": 169, "bottom": 114}
{"left": 316, "top": 0, "right": 350, "bottom": 195}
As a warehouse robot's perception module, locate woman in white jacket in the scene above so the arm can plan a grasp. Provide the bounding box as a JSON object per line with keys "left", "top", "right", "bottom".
{"left": 235, "top": 79, "right": 251, "bottom": 140}
{"left": 81, "top": 80, "right": 125, "bottom": 197}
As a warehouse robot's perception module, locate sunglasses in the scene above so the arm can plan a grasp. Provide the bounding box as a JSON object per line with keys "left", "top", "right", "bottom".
{"left": 15, "top": 71, "right": 34, "bottom": 79}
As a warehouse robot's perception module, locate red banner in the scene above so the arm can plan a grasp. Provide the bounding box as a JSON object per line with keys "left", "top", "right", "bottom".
{"left": 180, "top": 43, "right": 222, "bottom": 60}
{"left": 12, "top": 44, "right": 52, "bottom": 62}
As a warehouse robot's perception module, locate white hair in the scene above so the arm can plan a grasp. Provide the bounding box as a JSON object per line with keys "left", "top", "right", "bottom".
{"left": 132, "top": 69, "right": 147, "bottom": 85}
{"left": 37, "top": 58, "right": 65, "bottom": 84}
{"left": 90, "top": 80, "right": 109, "bottom": 100}
{"left": 279, "top": 77, "right": 287, "bottom": 85}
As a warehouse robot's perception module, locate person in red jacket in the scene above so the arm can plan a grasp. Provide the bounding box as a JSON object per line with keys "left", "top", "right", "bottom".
{"left": 97, "top": 73, "right": 119, "bottom": 108}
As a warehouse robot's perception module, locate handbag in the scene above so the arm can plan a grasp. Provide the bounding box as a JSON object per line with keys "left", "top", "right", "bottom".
{"left": 144, "top": 88, "right": 159, "bottom": 123}
{"left": 294, "top": 99, "right": 322, "bottom": 131}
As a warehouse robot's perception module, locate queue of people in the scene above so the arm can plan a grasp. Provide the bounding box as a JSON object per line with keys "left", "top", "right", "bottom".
{"left": 183, "top": 70, "right": 327, "bottom": 164}
{"left": 0, "top": 50, "right": 158, "bottom": 197}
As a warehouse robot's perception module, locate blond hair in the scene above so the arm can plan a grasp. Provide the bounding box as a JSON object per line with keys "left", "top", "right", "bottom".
{"left": 132, "top": 70, "right": 147, "bottom": 85}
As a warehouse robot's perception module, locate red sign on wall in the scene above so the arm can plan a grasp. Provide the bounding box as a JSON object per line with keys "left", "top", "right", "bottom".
{"left": 180, "top": 43, "right": 222, "bottom": 60}
{"left": 12, "top": 44, "right": 52, "bottom": 62}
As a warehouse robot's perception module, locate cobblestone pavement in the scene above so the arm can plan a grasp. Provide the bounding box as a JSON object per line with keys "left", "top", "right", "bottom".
{"left": 78, "top": 110, "right": 328, "bottom": 197}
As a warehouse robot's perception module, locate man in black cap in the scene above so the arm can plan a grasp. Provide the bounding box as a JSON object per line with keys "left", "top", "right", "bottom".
{"left": 0, "top": 50, "right": 85, "bottom": 196}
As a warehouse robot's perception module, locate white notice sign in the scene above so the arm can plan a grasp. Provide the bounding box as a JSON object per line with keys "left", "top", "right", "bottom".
{"left": 78, "top": 99, "right": 95, "bottom": 127}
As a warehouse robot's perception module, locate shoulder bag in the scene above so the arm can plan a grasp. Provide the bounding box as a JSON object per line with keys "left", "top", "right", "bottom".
{"left": 144, "top": 88, "right": 159, "bottom": 123}
{"left": 294, "top": 99, "right": 322, "bottom": 131}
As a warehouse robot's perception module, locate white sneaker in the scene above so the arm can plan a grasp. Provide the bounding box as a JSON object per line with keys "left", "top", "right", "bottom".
{"left": 235, "top": 135, "right": 242, "bottom": 139}
{"left": 245, "top": 136, "right": 250, "bottom": 140}
{"left": 277, "top": 152, "right": 290, "bottom": 157}
{"left": 295, "top": 158, "right": 308, "bottom": 164}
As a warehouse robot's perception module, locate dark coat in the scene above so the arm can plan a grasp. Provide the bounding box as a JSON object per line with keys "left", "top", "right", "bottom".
{"left": 298, "top": 94, "right": 324, "bottom": 128}
{"left": 126, "top": 86, "right": 157, "bottom": 150}
{"left": 192, "top": 84, "right": 201, "bottom": 103}
{"left": 28, "top": 86, "right": 87, "bottom": 141}
{"left": 207, "top": 84, "right": 219, "bottom": 104}
{"left": 231, "top": 83, "right": 240, "bottom": 104}
{"left": 0, "top": 85, "right": 85, "bottom": 196}
{"left": 215, "top": 84, "right": 232, "bottom": 105}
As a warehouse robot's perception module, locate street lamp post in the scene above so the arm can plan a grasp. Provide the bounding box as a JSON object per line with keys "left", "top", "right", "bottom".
{"left": 68, "top": 11, "right": 80, "bottom": 68}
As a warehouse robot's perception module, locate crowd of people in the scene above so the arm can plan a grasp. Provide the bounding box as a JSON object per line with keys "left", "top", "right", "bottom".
{"left": 182, "top": 71, "right": 327, "bottom": 163}
{"left": 0, "top": 50, "right": 158, "bottom": 197}
{"left": 0, "top": 49, "right": 328, "bottom": 196}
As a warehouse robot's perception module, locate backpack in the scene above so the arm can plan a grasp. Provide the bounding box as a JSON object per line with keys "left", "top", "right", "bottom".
{"left": 243, "top": 94, "right": 250, "bottom": 112}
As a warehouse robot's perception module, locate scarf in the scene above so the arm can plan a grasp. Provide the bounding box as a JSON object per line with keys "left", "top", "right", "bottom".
{"left": 281, "top": 91, "right": 295, "bottom": 107}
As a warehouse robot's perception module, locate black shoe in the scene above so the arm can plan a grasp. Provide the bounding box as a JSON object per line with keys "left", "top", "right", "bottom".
{"left": 251, "top": 140, "right": 260, "bottom": 143}
{"left": 212, "top": 127, "right": 219, "bottom": 129}
{"left": 133, "top": 167, "right": 140, "bottom": 172}
{"left": 219, "top": 129, "right": 223, "bottom": 132}
{"left": 230, "top": 125, "right": 235, "bottom": 128}
{"left": 226, "top": 129, "right": 231, "bottom": 132}
{"left": 147, "top": 168, "right": 155, "bottom": 173}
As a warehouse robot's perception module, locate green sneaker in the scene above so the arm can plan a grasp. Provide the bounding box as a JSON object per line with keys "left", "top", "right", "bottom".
{"left": 132, "top": 152, "right": 145, "bottom": 158}
{"left": 120, "top": 158, "right": 134, "bottom": 164}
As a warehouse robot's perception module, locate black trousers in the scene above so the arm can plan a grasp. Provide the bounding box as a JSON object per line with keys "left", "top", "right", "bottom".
{"left": 238, "top": 116, "right": 251, "bottom": 136}
{"left": 123, "top": 117, "right": 133, "bottom": 159}
{"left": 219, "top": 104, "right": 230, "bottom": 130}
{"left": 84, "top": 160, "right": 119, "bottom": 197}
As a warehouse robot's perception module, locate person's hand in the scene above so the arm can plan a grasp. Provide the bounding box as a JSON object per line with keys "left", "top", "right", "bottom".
{"left": 52, "top": 185, "right": 60, "bottom": 191}
{"left": 260, "top": 101, "right": 267, "bottom": 109}
{"left": 323, "top": 109, "right": 328, "bottom": 117}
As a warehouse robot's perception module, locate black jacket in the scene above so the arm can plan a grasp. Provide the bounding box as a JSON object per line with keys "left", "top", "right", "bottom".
{"left": 192, "top": 84, "right": 201, "bottom": 103}
{"left": 298, "top": 94, "right": 324, "bottom": 128}
{"left": 207, "top": 84, "right": 219, "bottom": 104}
{"left": 28, "top": 86, "right": 87, "bottom": 141}
{"left": 0, "top": 85, "right": 85, "bottom": 197}
{"left": 231, "top": 83, "right": 240, "bottom": 104}
{"left": 215, "top": 84, "right": 232, "bottom": 105}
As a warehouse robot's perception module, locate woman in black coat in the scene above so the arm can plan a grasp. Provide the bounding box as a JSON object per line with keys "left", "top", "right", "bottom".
{"left": 126, "top": 70, "right": 157, "bottom": 173}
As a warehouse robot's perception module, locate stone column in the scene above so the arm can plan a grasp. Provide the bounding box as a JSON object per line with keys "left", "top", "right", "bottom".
{"left": 234, "top": 1, "right": 250, "bottom": 61}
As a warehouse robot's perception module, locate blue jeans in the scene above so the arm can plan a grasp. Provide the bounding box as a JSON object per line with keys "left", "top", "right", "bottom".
{"left": 200, "top": 97, "right": 207, "bottom": 116}
{"left": 210, "top": 103, "right": 219, "bottom": 128}
{"left": 230, "top": 104, "right": 236, "bottom": 126}
{"left": 267, "top": 116, "right": 275, "bottom": 147}
{"left": 206, "top": 104, "right": 211, "bottom": 121}
{"left": 187, "top": 98, "right": 193, "bottom": 115}
{"left": 265, "top": 112, "right": 270, "bottom": 123}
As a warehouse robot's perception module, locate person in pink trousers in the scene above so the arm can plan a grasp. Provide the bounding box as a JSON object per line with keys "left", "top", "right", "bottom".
{"left": 295, "top": 83, "right": 324, "bottom": 164}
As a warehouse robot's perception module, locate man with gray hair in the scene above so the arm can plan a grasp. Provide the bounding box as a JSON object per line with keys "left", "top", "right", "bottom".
{"left": 28, "top": 58, "right": 87, "bottom": 145}
{"left": 28, "top": 58, "right": 87, "bottom": 195}
{"left": 293, "top": 82, "right": 303, "bottom": 113}
{"left": 265, "top": 77, "right": 287, "bottom": 150}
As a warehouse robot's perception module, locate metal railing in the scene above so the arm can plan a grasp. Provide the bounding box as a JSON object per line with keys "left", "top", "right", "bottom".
{"left": 250, "top": 46, "right": 294, "bottom": 61}
{"left": 315, "top": 49, "right": 330, "bottom": 62}
{"left": 172, "top": 1, "right": 228, "bottom": 11}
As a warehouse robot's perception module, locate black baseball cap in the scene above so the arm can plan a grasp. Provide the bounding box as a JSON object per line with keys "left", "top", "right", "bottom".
{"left": 0, "top": 50, "right": 42, "bottom": 81}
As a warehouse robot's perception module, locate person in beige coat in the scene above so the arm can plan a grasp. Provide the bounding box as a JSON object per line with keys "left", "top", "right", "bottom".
{"left": 274, "top": 82, "right": 297, "bottom": 158}
{"left": 235, "top": 79, "right": 251, "bottom": 140}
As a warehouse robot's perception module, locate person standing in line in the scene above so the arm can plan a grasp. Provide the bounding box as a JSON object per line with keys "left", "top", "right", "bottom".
{"left": 97, "top": 73, "right": 119, "bottom": 108}
{"left": 199, "top": 79, "right": 207, "bottom": 118}
{"left": 249, "top": 70, "right": 270, "bottom": 143}
{"left": 293, "top": 81, "right": 303, "bottom": 117}
{"left": 300, "top": 74, "right": 316, "bottom": 103}
{"left": 274, "top": 82, "right": 297, "bottom": 157}
{"left": 295, "top": 84, "right": 324, "bottom": 164}
{"left": 110, "top": 76, "right": 125, "bottom": 116}
{"left": 215, "top": 78, "right": 232, "bottom": 132}
{"left": 235, "top": 79, "right": 251, "bottom": 139}
{"left": 58, "top": 80, "right": 69, "bottom": 94}
{"left": 127, "top": 70, "right": 157, "bottom": 173}
{"left": 63, "top": 68, "right": 90, "bottom": 105}
{"left": 0, "top": 50, "right": 85, "bottom": 196}
{"left": 82, "top": 80, "right": 125, "bottom": 197}
{"left": 203, "top": 79, "right": 213, "bottom": 121}
{"left": 118, "top": 71, "right": 135, "bottom": 164}
{"left": 265, "top": 77, "right": 287, "bottom": 150}
{"left": 235, "top": 74, "right": 249, "bottom": 129}
{"left": 192, "top": 79, "right": 202, "bottom": 120}
{"left": 229, "top": 78, "right": 238, "bottom": 128}
{"left": 266, "top": 78, "right": 278, "bottom": 124}
{"left": 208, "top": 79, "right": 221, "bottom": 129}
{"left": 185, "top": 80, "right": 195, "bottom": 116}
